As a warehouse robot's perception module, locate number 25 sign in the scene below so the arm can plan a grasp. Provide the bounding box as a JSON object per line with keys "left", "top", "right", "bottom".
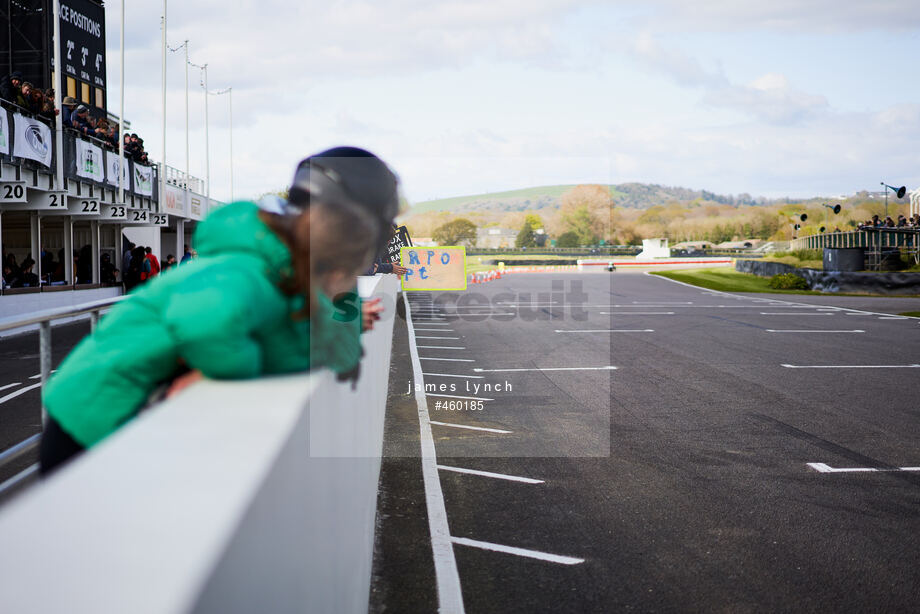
{"left": 400, "top": 247, "right": 467, "bottom": 291}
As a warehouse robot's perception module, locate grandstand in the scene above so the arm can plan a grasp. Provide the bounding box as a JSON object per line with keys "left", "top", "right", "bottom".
{"left": 0, "top": 0, "right": 219, "bottom": 316}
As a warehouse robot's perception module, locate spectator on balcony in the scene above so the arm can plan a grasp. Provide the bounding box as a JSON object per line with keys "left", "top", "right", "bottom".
{"left": 884, "top": 216, "right": 895, "bottom": 228}
{"left": 26, "top": 86, "right": 44, "bottom": 115}
{"left": 39, "top": 147, "right": 400, "bottom": 474}
{"left": 61, "top": 96, "right": 77, "bottom": 124}
{"left": 93, "top": 118, "right": 111, "bottom": 144}
{"left": 70, "top": 105, "right": 94, "bottom": 137}
{"left": 105, "top": 122, "right": 119, "bottom": 148}
{"left": 16, "top": 81, "right": 34, "bottom": 110}
{"left": 897, "top": 215, "right": 908, "bottom": 228}
{"left": 2, "top": 71, "right": 23, "bottom": 103}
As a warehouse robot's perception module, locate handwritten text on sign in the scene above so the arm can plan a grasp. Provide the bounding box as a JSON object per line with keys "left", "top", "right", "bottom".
{"left": 400, "top": 246, "right": 467, "bottom": 291}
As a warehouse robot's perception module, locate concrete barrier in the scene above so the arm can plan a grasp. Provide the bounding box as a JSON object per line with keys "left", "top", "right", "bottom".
{"left": 0, "top": 274, "right": 399, "bottom": 614}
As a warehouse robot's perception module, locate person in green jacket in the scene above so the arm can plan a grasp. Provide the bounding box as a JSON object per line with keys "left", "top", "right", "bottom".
{"left": 40, "top": 147, "right": 400, "bottom": 474}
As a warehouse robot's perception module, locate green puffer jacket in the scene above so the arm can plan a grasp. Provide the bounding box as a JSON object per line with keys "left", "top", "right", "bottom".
{"left": 43, "top": 201, "right": 363, "bottom": 447}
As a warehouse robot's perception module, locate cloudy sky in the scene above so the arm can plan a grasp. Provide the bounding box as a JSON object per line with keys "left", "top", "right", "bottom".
{"left": 106, "top": 1, "right": 920, "bottom": 205}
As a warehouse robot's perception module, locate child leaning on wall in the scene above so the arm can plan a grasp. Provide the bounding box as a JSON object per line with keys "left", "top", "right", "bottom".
{"left": 39, "top": 147, "right": 401, "bottom": 475}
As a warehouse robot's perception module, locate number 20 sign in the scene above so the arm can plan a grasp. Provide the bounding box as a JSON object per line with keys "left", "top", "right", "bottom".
{"left": 400, "top": 246, "right": 467, "bottom": 291}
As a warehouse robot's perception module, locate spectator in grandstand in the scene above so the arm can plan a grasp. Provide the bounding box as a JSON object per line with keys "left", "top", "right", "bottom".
{"left": 39, "top": 147, "right": 400, "bottom": 474}
{"left": 61, "top": 96, "right": 78, "bottom": 125}
{"left": 16, "top": 81, "right": 33, "bottom": 110}
{"left": 70, "top": 105, "right": 93, "bottom": 136}
{"left": 76, "top": 245, "right": 93, "bottom": 284}
{"left": 123, "top": 241, "right": 136, "bottom": 272}
{"left": 105, "top": 122, "right": 119, "bottom": 148}
{"left": 2, "top": 71, "right": 23, "bottom": 103}
{"left": 19, "top": 257, "right": 39, "bottom": 287}
{"left": 2, "top": 264, "right": 17, "bottom": 288}
{"left": 100, "top": 253, "right": 118, "bottom": 285}
{"left": 145, "top": 246, "right": 160, "bottom": 278}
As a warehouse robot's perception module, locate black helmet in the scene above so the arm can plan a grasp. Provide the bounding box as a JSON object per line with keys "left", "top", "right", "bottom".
{"left": 289, "top": 146, "right": 399, "bottom": 229}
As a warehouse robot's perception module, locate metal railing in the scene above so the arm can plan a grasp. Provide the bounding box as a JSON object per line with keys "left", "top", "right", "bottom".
{"left": 0, "top": 296, "right": 124, "bottom": 497}
{"left": 791, "top": 229, "right": 920, "bottom": 269}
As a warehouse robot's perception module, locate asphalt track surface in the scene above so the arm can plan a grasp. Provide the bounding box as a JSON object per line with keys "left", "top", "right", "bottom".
{"left": 371, "top": 271, "right": 920, "bottom": 613}
{"left": 0, "top": 322, "right": 89, "bottom": 497}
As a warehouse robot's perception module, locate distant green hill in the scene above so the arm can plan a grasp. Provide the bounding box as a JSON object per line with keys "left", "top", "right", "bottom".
{"left": 409, "top": 183, "right": 782, "bottom": 216}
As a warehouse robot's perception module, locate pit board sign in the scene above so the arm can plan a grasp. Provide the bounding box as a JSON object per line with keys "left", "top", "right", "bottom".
{"left": 386, "top": 226, "right": 413, "bottom": 263}
{"left": 400, "top": 246, "right": 467, "bottom": 291}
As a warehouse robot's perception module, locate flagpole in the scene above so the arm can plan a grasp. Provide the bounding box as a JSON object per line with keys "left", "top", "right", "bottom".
{"left": 52, "top": 0, "right": 64, "bottom": 191}
{"left": 118, "top": 0, "right": 125, "bottom": 203}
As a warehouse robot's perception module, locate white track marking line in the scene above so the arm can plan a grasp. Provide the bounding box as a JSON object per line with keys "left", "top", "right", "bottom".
{"left": 782, "top": 364, "right": 920, "bottom": 369}
{"left": 808, "top": 463, "right": 920, "bottom": 473}
{"left": 28, "top": 371, "right": 54, "bottom": 379}
{"left": 759, "top": 313, "right": 833, "bottom": 316}
{"left": 429, "top": 421, "right": 513, "bottom": 434}
{"left": 427, "top": 393, "right": 495, "bottom": 401}
{"left": 417, "top": 346, "right": 467, "bottom": 350}
{"left": 437, "top": 465, "right": 544, "bottom": 484}
{"left": 416, "top": 336, "right": 461, "bottom": 340}
{"left": 766, "top": 329, "right": 864, "bottom": 333}
{"left": 0, "top": 382, "right": 42, "bottom": 405}
{"left": 0, "top": 382, "right": 22, "bottom": 392}
{"left": 473, "top": 366, "right": 617, "bottom": 372}
{"left": 600, "top": 311, "right": 674, "bottom": 315}
{"left": 555, "top": 329, "right": 654, "bottom": 333}
{"left": 450, "top": 537, "right": 584, "bottom": 565}
{"left": 414, "top": 329, "right": 455, "bottom": 332}
{"left": 879, "top": 316, "right": 909, "bottom": 320}
{"left": 424, "top": 373, "right": 485, "bottom": 379}
{"left": 420, "top": 357, "right": 476, "bottom": 362}
{"left": 403, "top": 294, "right": 466, "bottom": 613}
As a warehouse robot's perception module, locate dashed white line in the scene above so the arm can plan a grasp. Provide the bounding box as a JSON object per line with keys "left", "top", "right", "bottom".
{"left": 808, "top": 463, "right": 920, "bottom": 473}
{"left": 0, "top": 382, "right": 42, "bottom": 405}
{"left": 600, "top": 312, "right": 674, "bottom": 315}
{"left": 0, "top": 382, "right": 22, "bottom": 392}
{"left": 429, "top": 421, "right": 512, "bottom": 434}
{"left": 420, "top": 357, "right": 476, "bottom": 362}
{"left": 782, "top": 364, "right": 920, "bottom": 369}
{"left": 472, "top": 366, "right": 617, "bottom": 372}
{"left": 416, "top": 336, "right": 461, "bottom": 340}
{"left": 417, "top": 346, "right": 467, "bottom": 350}
{"left": 766, "top": 330, "right": 864, "bottom": 333}
{"left": 423, "top": 373, "right": 485, "bottom": 379}
{"left": 555, "top": 329, "right": 654, "bottom": 333}
{"left": 437, "top": 465, "right": 544, "bottom": 484}
{"left": 450, "top": 537, "right": 584, "bottom": 565}
{"left": 759, "top": 312, "right": 834, "bottom": 316}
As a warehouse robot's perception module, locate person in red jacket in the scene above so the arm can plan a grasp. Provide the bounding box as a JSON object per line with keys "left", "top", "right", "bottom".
{"left": 145, "top": 246, "right": 161, "bottom": 278}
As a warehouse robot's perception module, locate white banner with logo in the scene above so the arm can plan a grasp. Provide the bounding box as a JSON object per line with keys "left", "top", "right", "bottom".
{"left": 133, "top": 162, "right": 154, "bottom": 196}
{"left": 0, "top": 111, "right": 9, "bottom": 155}
{"left": 75, "top": 139, "right": 105, "bottom": 183}
{"left": 164, "top": 184, "right": 187, "bottom": 216}
{"left": 12, "top": 114, "right": 52, "bottom": 167}
{"left": 105, "top": 151, "right": 127, "bottom": 188}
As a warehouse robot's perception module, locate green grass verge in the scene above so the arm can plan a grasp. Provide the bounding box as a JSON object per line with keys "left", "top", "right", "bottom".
{"left": 898, "top": 312, "right": 920, "bottom": 317}
{"left": 650, "top": 268, "right": 828, "bottom": 295}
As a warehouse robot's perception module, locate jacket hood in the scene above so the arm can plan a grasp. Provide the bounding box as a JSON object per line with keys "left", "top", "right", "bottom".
{"left": 193, "top": 201, "right": 293, "bottom": 282}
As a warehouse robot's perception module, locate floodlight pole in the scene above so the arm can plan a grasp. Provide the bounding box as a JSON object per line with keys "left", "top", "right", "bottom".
{"left": 882, "top": 182, "right": 888, "bottom": 220}
{"left": 118, "top": 0, "right": 125, "bottom": 203}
